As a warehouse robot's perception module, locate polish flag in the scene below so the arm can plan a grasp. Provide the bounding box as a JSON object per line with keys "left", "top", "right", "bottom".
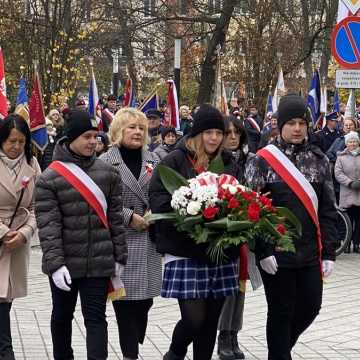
{"left": 164, "top": 80, "right": 180, "bottom": 129}
{"left": 0, "top": 47, "right": 8, "bottom": 119}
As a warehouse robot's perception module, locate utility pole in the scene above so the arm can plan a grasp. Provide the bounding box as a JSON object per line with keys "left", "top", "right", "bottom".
{"left": 174, "top": 38, "right": 181, "bottom": 104}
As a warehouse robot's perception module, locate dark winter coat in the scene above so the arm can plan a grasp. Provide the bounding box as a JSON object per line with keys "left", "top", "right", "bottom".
{"left": 245, "top": 137, "right": 337, "bottom": 267}
{"left": 326, "top": 136, "right": 345, "bottom": 163}
{"left": 35, "top": 140, "right": 127, "bottom": 278}
{"left": 244, "top": 115, "right": 263, "bottom": 153}
{"left": 149, "top": 137, "right": 239, "bottom": 263}
{"left": 315, "top": 126, "right": 342, "bottom": 153}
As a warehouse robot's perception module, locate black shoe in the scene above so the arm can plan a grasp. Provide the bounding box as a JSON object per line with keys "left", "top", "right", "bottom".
{"left": 163, "top": 350, "right": 185, "bottom": 360}
{"left": 353, "top": 245, "right": 359, "bottom": 253}
{"left": 231, "top": 332, "right": 245, "bottom": 359}
{"left": 218, "top": 331, "right": 235, "bottom": 360}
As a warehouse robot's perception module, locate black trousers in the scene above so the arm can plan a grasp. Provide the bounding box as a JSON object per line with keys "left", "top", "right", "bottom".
{"left": 260, "top": 265, "right": 322, "bottom": 360}
{"left": 49, "top": 277, "right": 109, "bottom": 360}
{"left": 113, "top": 299, "right": 153, "bottom": 359}
{"left": 0, "top": 302, "right": 14, "bottom": 360}
{"left": 347, "top": 206, "right": 360, "bottom": 245}
{"left": 170, "top": 297, "right": 225, "bottom": 360}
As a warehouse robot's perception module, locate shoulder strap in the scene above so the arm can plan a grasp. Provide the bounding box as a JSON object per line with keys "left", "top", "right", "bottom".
{"left": 49, "top": 161, "right": 109, "bottom": 229}
{"left": 257, "top": 144, "right": 322, "bottom": 256}
{"left": 246, "top": 117, "right": 261, "bottom": 133}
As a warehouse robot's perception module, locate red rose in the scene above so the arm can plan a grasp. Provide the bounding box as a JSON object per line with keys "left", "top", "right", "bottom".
{"left": 228, "top": 197, "right": 240, "bottom": 209}
{"left": 277, "top": 224, "right": 286, "bottom": 235}
{"left": 218, "top": 188, "right": 227, "bottom": 200}
{"left": 241, "top": 192, "right": 253, "bottom": 202}
{"left": 247, "top": 202, "right": 261, "bottom": 222}
{"left": 203, "top": 206, "right": 219, "bottom": 220}
{"left": 259, "top": 195, "right": 272, "bottom": 208}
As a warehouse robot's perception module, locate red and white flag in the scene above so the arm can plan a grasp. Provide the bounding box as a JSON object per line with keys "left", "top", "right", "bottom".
{"left": 0, "top": 47, "right": 8, "bottom": 119}
{"left": 164, "top": 80, "right": 180, "bottom": 129}
{"left": 29, "top": 66, "right": 48, "bottom": 150}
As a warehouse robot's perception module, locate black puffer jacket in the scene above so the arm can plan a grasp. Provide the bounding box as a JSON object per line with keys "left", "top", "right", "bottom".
{"left": 149, "top": 137, "right": 239, "bottom": 263}
{"left": 35, "top": 140, "right": 127, "bottom": 278}
{"left": 245, "top": 137, "right": 338, "bottom": 267}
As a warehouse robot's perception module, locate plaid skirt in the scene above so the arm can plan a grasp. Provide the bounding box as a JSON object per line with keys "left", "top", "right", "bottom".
{"left": 161, "top": 259, "right": 239, "bottom": 299}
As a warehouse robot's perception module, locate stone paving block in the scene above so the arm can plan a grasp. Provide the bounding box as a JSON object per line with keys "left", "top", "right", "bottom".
{"left": 9, "top": 249, "right": 360, "bottom": 359}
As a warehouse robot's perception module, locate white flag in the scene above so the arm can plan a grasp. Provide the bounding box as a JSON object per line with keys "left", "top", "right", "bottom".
{"left": 272, "top": 67, "right": 285, "bottom": 112}
{"left": 320, "top": 86, "right": 327, "bottom": 114}
{"left": 345, "top": 89, "right": 355, "bottom": 118}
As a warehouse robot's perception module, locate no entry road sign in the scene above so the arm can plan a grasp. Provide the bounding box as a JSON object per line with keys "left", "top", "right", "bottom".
{"left": 331, "top": 16, "right": 360, "bottom": 69}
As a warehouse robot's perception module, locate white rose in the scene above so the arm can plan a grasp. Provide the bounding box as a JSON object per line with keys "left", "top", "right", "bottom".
{"left": 228, "top": 185, "right": 237, "bottom": 195}
{"left": 186, "top": 201, "right": 202, "bottom": 215}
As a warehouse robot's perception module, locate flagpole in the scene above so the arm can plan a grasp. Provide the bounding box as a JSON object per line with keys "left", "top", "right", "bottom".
{"left": 137, "top": 82, "right": 162, "bottom": 109}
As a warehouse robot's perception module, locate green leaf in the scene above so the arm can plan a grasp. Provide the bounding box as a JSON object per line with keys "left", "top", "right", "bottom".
{"left": 192, "top": 225, "right": 209, "bottom": 244}
{"left": 146, "top": 213, "right": 177, "bottom": 222}
{"left": 204, "top": 218, "right": 228, "bottom": 229}
{"left": 208, "top": 155, "right": 224, "bottom": 174}
{"left": 276, "top": 207, "right": 302, "bottom": 236}
{"left": 178, "top": 215, "right": 204, "bottom": 231}
{"left": 227, "top": 220, "right": 253, "bottom": 232}
{"left": 259, "top": 218, "right": 281, "bottom": 239}
{"left": 158, "top": 164, "right": 188, "bottom": 195}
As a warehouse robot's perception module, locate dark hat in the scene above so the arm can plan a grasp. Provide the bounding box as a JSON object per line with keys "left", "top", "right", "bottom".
{"left": 190, "top": 104, "right": 225, "bottom": 137}
{"left": 145, "top": 109, "right": 162, "bottom": 119}
{"left": 96, "top": 131, "right": 109, "bottom": 146}
{"left": 107, "top": 94, "right": 117, "bottom": 101}
{"left": 277, "top": 94, "right": 309, "bottom": 130}
{"left": 161, "top": 126, "right": 177, "bottom": 140}
{"left": 325, "top": 111, "right": 338, "bottom": 121}
{"left": 65, "top": 110, "right": 98, "bottom": 143}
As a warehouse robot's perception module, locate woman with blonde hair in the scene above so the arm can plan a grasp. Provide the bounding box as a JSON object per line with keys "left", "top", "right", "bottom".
{"left": 150, "top": 104, "right": 240, "bottom": 360}
{"left": 100, "top": 107, "right": 162, "bottom": 360}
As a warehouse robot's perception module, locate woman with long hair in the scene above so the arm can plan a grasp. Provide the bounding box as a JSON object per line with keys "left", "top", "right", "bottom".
{"left": 0, "top": 115, "right": 41, "bottom": 359}
{"left": 150, "top": 104, "right": 240, "bottom": 360}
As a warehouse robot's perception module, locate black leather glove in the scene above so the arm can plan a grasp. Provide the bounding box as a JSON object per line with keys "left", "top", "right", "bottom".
{"left": 350, "top": 180, "right": 360, "bottom": 190}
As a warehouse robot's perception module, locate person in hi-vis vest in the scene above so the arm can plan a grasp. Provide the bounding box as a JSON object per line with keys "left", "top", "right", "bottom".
{"left": 245, "top": 94, "right": 338, "bottom": 360}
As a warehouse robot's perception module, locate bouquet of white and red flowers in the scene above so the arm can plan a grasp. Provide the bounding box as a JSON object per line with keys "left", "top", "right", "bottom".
{"left": 150, "top": 161, "right": 300, "bottom": 263}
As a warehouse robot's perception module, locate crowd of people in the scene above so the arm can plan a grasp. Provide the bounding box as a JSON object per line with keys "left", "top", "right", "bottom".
{"left": 0, "top": 91, "right": 358, "bottom": 360}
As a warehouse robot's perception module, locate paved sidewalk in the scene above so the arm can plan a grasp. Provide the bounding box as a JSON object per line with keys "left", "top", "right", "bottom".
{"left": 11, "top": 248, "right": 360, "bottom": 359}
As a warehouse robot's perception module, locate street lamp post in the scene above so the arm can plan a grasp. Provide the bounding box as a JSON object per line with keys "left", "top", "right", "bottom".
{"left": 174, "top": 38, "right": 181, "bottom": 104}
{"left": 112, "top": 49, "right": 119, "bottom": 97}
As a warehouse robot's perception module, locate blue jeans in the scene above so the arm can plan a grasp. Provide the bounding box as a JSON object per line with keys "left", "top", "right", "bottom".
{"left": 49, "top": 277, "right": 109, "bottom": 360}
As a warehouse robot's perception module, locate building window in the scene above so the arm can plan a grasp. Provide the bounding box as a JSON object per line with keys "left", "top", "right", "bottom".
{"left": 144, "top": 0, "right": 156, "bottom": 17}
{"left": 208, "top": 0, "right": 222, "bottom": 13}
{"left": 143, "top": 42, "right": 155, "bottom": 58}
{"left": 177, "top": 0, "right": 187, "bottom": 15}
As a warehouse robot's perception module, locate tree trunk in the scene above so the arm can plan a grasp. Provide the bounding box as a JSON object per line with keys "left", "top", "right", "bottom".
{"left": 196, "top": 0, "right": 235, "bottom": 104}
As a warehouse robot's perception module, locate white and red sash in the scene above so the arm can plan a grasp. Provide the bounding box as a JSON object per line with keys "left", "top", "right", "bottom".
{"left": 102, "top": 108, "right": 114, "bottom": 125}
{"left": 256, "top": 144, "right": 322, "bottom": 258}
{"left": 49, "top": 161, "right": 109, "bottom": 229}
{"left": 246, "top": 117, "right": 261, "bottom": 133}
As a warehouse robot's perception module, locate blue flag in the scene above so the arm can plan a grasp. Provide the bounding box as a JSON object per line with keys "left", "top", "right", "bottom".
{"left": 16, "top": 78, "right": 28, "bottom": 105}
{"left": 307, "top": 70, "right": 321, "bottom": 124}
{"left": 138, "top": 92, "right": 159, "bottom": 113}
{"left": 333, "top": 90, "right": 340, "bottom": 113}
{"left": 266, "top": 94, "right": 273, "bottom": 114}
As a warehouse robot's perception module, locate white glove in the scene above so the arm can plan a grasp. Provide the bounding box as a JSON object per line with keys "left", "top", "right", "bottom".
{"left": 322, "top": 260, "right": 334, "bottom": 278}
{"left": 260, "top": 256, "right": 278, "bottom": 275}
{"left": 52, "top": 265, "right": 72, "bottom": 291}
{"left": 115, "top": 262, "right": 125, "bottom": 277}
